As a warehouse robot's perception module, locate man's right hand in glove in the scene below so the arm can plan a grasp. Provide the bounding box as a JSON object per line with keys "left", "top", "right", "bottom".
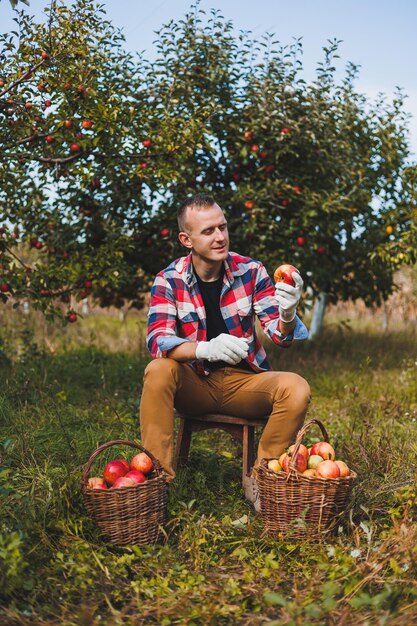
{"left": 195, "top": 333, "right": 249, "bottom": 365}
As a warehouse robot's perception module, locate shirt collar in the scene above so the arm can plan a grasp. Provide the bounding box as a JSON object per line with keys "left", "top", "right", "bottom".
{"left": 175, "top": 251, "right": 245, "bottom": 286}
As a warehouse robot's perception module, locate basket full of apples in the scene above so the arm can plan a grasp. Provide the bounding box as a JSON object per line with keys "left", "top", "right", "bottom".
{"left": 80, "top": 439, "right": 168, "bottom": 545}
{"left": 254, "top": 419, "right": 357, "bottom": 540}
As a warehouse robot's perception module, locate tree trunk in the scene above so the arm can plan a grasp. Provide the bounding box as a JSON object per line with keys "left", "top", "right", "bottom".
{"left": 382, "top": 301, "right": 389, "bottom": 333}
{"left": 308, "top": 292, "right": 328, "bottom": 340}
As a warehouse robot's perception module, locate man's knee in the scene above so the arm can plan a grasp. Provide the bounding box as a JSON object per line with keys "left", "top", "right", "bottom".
{"left": 143, "top": 358, "right": 181, "bottom": 384}
{"left": 275, "top": 372, "right": 311, "bottom": 409}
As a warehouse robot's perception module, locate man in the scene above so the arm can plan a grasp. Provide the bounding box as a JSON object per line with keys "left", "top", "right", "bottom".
{"left": 140, "top": 194, "right": 310, "bottom": 511}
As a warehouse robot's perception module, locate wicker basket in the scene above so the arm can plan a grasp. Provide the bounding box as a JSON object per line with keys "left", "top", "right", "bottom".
{"left": 80, "top": 439, "right": 168, "bottom": 545}
{"left": 254, "top": 419, "right": 357, "bottom": 540}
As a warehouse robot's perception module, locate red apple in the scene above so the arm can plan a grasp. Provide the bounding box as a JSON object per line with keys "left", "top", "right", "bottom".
{"left": 0, "top": 283, "right": 10, "bottom": 293}
{"left": 130, "top": 452, "right": 154, "bottom": 475}
{"left": 296, "top": 236, "right": 306, "bottom": 246}
{"left": 84, "top": 280, "right": 93, "bottom": 289}
{"left": 25, "top": 102, "right": 33, "bottom": 110}
{"left": 278, "top": 452, "right": 287, "bottom": 467}
{"left": 82, "top": 119, "right": 92, "bottom": 129}
{"left": 281, "top": 127, "right": 290, "bottom": 134}
{"left": 111, "top": 476, "right": 136, "bottom": 489}
{"left": 244, "top": 200, "right": 254, "bottom": 209}
{"left": 87, "top": 476, "right": 107, "bottom": 489}
{"left": 335, "top": 460, "right": 350, "bottom": 477}
{"left": 303, "top": 469, "right": 316, "bottom": 477}
{"left": 316, "top": 245, "right": 326, "bottom": 255}
{"left": 288, "top": 443, "right": 309, "bottom": 460}
{"left": 118, "top": 459, "right": 130, "bottom": 473}
{"left": 316, "top": 460, "right": 340, "bottom": 479}
{"left": 142, "top": 139, "right": 151, "bottom": 148}
{"left": 41, "top": 51, "right": 49, "bottom": 60}
{"left": 67, "top": 313, "right": 77, "bottom": 323}
{"left": 160, "top": 228, "right": 169, "bottom": 237}
{"left": 293, "top": 186, "right": 301, "bottom": 193}
{"left": 70, "top": 143, "right": 80, "bottom": 153}
{"left": 125, "top": 470, "right": 146, "bottom": 484}
{"left": 311, "top": 442, "right": 335, "bottom": 461}
{"left": 44, "top": 99, "right": 52, "bottom": 107}
{"left": 64, "top": 119, "right": 73, "bottom": 129}
{"left": 273, "top": 264, "right": 300, "bottom": 286}
{"left": 243, "top": 130, "right": 253, "bottom": 141}
{"left": 282, "top": 452, "right": 307, "bottom": 474}
{"left": 250, "top": 144, "right": 259, "bottom": 152}
{"left": 103, "top": 460, "right": 128, "bottom": 485}
{"left": 46, "top": 135, "right": 53, "bottom": 143}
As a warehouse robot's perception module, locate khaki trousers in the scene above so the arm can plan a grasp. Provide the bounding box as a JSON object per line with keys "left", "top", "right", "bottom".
{"left": 139, "top": 358, "right": 311, "bottom": 479}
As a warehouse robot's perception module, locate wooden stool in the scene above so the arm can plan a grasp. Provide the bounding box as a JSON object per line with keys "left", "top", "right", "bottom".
{"left": 174, "top": 411, "right": 269, "bottom": 486}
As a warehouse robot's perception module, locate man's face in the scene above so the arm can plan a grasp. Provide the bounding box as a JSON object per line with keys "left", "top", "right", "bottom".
{"left": 179, "top": 203, "right": 229, "bottom": 262}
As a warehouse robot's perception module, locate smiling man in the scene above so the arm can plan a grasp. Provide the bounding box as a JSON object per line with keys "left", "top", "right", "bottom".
{"left": 140, "top": 193, "right": 310, "bottom": 511}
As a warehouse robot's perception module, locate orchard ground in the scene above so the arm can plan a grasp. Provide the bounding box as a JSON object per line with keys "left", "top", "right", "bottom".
{"left": 1, "top": 300, "right": 417, "bottom": 625}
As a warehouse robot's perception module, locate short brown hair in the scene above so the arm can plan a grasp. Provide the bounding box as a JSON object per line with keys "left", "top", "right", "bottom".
{"left": 177, "top": 193, "right": 216, "bottom": 231}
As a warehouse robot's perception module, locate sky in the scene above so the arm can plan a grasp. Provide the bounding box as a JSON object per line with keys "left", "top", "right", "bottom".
{"left": 2, "top": 0, "right": 417, "bottom": 157}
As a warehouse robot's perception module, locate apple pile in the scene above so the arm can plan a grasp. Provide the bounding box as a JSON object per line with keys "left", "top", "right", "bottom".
{"left": 87, "top": 452, "right": 154, "bottom": 490}
{"left": 267, "top": 441, "right": 351, "bottom": 479}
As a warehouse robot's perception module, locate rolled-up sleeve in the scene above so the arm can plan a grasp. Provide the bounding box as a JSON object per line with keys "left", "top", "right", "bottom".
{"left": 146, "top": 275, "right": 189, "bottom": 358}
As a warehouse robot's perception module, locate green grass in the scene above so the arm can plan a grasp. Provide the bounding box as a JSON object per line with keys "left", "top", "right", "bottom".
{"left": 0, "top": 312, "right": 417, "bottom": 625}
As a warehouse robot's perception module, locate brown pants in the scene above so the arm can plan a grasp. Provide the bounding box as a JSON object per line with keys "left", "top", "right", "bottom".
{"left": 139, "top": 358, "right": 311, "bottom": 479}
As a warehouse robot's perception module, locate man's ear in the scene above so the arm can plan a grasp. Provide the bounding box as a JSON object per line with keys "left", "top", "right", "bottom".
{"left": 178, "top": 231, "right": 192, "bottom": 249}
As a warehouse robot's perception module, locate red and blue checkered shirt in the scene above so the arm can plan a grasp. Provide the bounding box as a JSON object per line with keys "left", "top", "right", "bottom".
{"left": 147, "top": 251, "right": 308, "bottom": 375}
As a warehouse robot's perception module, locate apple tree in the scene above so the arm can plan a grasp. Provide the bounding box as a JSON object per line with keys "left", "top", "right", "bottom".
{"left": 0, "top": 0, "right": 214, "bottom": 319}
{"left": 1, "top": 2, "right": 414, "bottom": 330}
{"left": 141, "top": 13, "right": 413, "bottom": 334}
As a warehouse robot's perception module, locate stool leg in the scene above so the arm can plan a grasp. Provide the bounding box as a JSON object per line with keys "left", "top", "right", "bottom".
{"left": 242, "top": 425, "right": 255, "bottom": 486}
{"left": 174, "top": 417, "right": 192, "bottom": 469}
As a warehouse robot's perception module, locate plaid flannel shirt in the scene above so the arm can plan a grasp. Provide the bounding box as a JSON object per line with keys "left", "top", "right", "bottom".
{"left": 147, "top": 251, "right": 308, "bottom": 375}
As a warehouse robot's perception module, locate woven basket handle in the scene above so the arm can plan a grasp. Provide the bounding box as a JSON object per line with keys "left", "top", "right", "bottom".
{"left": 288, "top": 418, "right": 329, "bottom": 472}
{"left": 80, "top": 439, "right": 163, "bottom": 488}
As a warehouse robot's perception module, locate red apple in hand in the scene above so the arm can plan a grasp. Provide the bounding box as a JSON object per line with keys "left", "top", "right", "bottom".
{"left": 130, "top": 452, "right": 154, "bottom": 475}
{"left": 125, "top": 470, "right": 146, "bottom": 484}
{"left": 103, "top": 460, "right": 128, "bottom": 485}
{"left": 273, "top": 264, "right": 300, "bottom": 286}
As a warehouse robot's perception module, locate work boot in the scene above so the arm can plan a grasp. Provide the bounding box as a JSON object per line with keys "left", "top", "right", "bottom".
{"left": 243, "top": 472, "right": 261, "bottom": 513}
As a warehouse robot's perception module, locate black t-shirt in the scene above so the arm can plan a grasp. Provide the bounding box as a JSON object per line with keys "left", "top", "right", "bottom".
{"left": 195, "top": 266, "right": 252, "bottom": 372}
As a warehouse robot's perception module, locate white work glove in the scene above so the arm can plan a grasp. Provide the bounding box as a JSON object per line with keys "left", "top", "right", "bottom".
{"left": 275, "top": 272, "right": 304, "bottom": 323}
{"left": 195, "top": 333, "right": 249, "bottom": 365}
